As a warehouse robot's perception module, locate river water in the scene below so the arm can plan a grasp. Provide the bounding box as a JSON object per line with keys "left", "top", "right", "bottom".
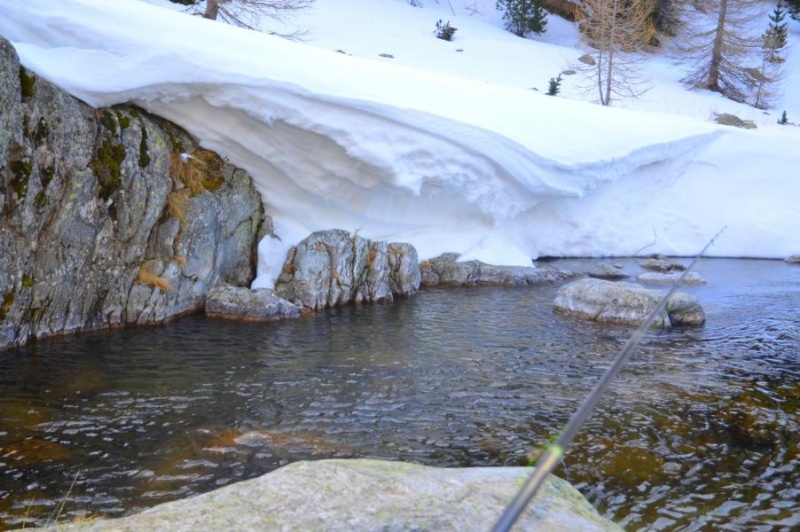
{"left": 0, "top": 258, "right": 798, "bottom": 530}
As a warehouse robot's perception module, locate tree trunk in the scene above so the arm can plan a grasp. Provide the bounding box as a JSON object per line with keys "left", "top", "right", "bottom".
{"left": 204, "top": 0, "right": 220, "bottom": 20}
{"left": 602, "top": 0, "right": 619, "bottom": 105}
{"left": 707, "top": 0, "right": 729, "bottom": 91}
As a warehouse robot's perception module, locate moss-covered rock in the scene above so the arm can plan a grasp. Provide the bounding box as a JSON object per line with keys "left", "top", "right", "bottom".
{"left": 0, "top": 35, "right": 266, "bottom": 350}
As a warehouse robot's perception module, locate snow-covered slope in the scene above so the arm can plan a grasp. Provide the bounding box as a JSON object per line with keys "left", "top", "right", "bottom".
{"left": 1, "top": 0, "right": 798, "bottom": 289}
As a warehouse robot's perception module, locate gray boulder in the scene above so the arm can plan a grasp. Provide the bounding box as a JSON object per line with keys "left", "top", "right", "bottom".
{"left": 422, "top": 253, "right": 572, "bottom": 286}
{"left": 0, "top": 37, "right": 264, "bottom": 350}
{"left": 554, "top": 278, "right": 705, "bottom": 326}
{"left": 38, "top": 459, "right": 621, "bottom": 532}
{"left": 714, "top": 113, "right": 757, "bottom": 130}
{"left": 205, "top": 285, "right": 300, "bottom": 321}
{"left": 275, "top": 230, "right": 420, "bottom": 311}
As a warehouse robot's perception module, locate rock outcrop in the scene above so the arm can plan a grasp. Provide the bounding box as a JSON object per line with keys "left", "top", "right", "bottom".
{"left": 38, "top": 459, "right": 621, "bottom": 532}
{"left": 0, "top": 37, "right": 265, "bottom": 350}
{"left": 554, "top": 278, "right": 705, "bottom": 326}
{"left": 421, "top": 253, "right": 573, "bottom": 286}
{"left": 205, "top": 285, "right": 299, "bottom": 321}
{"left": 275, "top": 229, "right": 420, "bottom": 311}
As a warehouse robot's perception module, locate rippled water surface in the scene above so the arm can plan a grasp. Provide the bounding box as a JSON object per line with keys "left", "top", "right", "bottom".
{"left": 1, "top": 259, "right": 798, "bottom": 530}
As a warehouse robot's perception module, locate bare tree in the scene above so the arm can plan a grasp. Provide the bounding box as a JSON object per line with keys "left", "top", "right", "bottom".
{"left": 576, "top": 0, "right": 656, "bottom": 106}
{"left": 679, "top": 0, "right": 765, "bottom": 103}
{"left": 202, "top": 0, "right": 314, "bottom": 37}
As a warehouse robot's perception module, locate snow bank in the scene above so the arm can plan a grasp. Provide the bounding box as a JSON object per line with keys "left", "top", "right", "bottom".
{"left": 1, "top": 0, "right": 798, "bottom": 289}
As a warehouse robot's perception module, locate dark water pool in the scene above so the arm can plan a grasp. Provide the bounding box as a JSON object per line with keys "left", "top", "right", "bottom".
{"left": 1, "top": 258, "right": 798, "bottom": 530}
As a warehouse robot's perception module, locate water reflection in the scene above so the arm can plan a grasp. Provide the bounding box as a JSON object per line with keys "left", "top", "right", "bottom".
{"left": 0, "top": 258, "right": 798, "bottom": 530}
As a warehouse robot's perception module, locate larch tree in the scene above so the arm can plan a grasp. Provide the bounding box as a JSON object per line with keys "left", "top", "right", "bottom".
{"left": 679, "top": 0, "right": 765, "bottom": 103}
{"left": 200, "top": 0, "right": 314, "bottom": 37}
{"left": 576, "top": 0, "right": 657, "bottom": 106}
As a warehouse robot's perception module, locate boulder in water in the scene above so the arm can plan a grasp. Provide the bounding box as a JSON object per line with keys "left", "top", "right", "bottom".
{"left": 554, "top": 278, "right": 705, "bottom": 326}
{"left": 205, "top": 285, "right": 300, "bottom": 321}
{"left": 422, "top": 253, "right": 573, "bottom": 286}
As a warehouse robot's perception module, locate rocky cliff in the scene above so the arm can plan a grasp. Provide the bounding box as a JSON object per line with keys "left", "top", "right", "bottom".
{"left": 0, "top": 36, "right": 265, "bottom": 350}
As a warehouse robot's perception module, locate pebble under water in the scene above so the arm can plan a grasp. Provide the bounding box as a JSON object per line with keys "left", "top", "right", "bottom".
{"left": 0, "top": 258, "right": 798, "bottom": 530}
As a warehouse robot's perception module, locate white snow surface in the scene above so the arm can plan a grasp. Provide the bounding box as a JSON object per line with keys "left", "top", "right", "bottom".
{"left": 1, "top": 0, "right": 798, "bottom": 289}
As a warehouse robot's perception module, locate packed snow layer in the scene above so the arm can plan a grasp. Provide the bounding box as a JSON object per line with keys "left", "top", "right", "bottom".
{"left": 1, "top": 0, "right": 798, "bottom": 289}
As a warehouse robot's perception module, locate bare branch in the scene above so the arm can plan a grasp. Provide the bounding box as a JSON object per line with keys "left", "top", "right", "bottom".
{"left": 202, "top": 0, "right": 314, "bottom": 38}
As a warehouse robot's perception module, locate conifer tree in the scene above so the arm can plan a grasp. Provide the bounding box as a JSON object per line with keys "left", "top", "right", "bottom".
{"left": 785, "top": 0, "right": 800, "bottom": 21}
{"left": 752, "top": 2, "right": 787, "bottom": 108}
{"left": 763, "top": 1, "right": 788, "bottom": 63}
{"left": 496, "top": 0, "right": 548, "bottom": 36}
{"left": 547, "top": 74, "right": 563, "bottom": 95}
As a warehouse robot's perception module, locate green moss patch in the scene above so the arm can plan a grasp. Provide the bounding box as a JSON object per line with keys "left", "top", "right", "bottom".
{"left": 33, "top": 118, "right": 49, "bottom": 146}
{"left": 0, "top": 288, "right": 16, "bottom": 321}
{"left": 40, "top": 165, "right": 55, "bottom": 188}
{"left": 9, "top": 159, "right": 33, "bottom": 199}
{"left": 90, "top": 139, "right": 127, "bottom": 201}
{"left": 97, "top": 109, "right": 119, "bottom": 135}
{"left": 117, "top": 112, "right": 131, "bottom": 129}
{"left": 139, "top": 125, "right": 151, "bottom": 168}
{"left": 34, "top": 190, "right": 47, "bottom": 207}
{"left": 19, "top": 66, "right": 35, "bottom": 100}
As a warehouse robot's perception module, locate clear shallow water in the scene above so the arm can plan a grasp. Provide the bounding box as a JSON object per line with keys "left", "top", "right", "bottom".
{"left": 0, "top": 258, "right": 798, "bottom": 530}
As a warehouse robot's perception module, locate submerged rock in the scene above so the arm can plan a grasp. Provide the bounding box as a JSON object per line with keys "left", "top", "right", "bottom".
{"left": 39, "top": 459, "right": 621, "bottom": 531}
{"left": 638, "top": 257, "right": 687, "bottom": 272}
{"left": 554, "top": 278, "right": 705, "bottom": 326}
{"left": 421, "top": 253, "right": 572, "bottom": 286}
{"left": 637, "top": 271, "right": 707, "bottom": 285}
{"left": 205, "top": 285, "right": 299, "bottom": 321}
{"left": 275, "top": 230, "right": 420, "bottom": 311}
{"left": 588, "top": 262, "right": 629, "bottom": 280}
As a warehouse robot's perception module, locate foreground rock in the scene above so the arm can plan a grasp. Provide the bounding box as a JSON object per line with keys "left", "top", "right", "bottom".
{"left": 0, "top": 37, "right": 264, "bottom": 349}
{"left": 205, "top": 285, "right": 299, "bottom": 321}
{"left": 554, "top": 278, "right": 705, "bottom": 326}
{"left": 421, "top": 253, "right": 573, "bottom": 286}
{"left": 275, "top": 229, "right": 421, "bottom": 311}
{"left": 42, "top": 459, "right": 621, "bottom": 532}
